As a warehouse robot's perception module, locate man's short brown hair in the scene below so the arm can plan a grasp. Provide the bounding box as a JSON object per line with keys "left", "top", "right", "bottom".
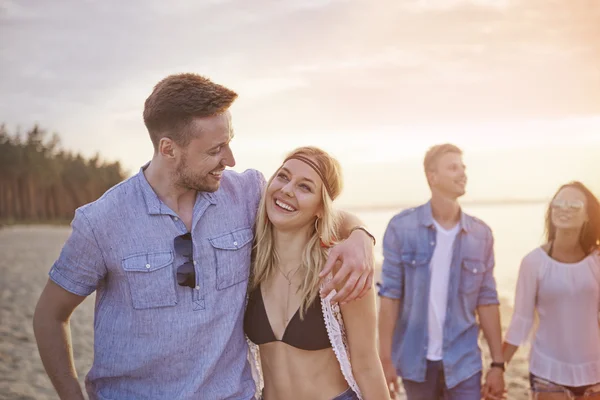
{"left": 423, "top": 143, "right": 463, "bottom": 173}
{"left": 143, "top": 73, "right": 238, "bottom": 151}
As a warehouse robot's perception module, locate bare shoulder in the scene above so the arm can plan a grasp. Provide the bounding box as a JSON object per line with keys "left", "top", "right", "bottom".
{"left": 338, "top": 283, "right": 376, "bottom": 316}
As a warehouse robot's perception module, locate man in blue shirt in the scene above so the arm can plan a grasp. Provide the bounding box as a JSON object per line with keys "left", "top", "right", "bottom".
{"left": 378, "top": 144, "right": 505, "bottom": 400}
{"left": 32, "top": 73, "right": 375, "bottom": 400}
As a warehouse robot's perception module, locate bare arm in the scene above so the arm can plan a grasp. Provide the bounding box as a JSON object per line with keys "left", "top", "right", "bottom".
{"left": 478, "top": 304, "right": 504, "bottom": 363}
{"left": 320, "top": 210, "right": 375, "bottom": 303}
{"left": 378, "top": 297, "right": 401, "bottom": 397}
{"left": 340, "top": 282, "right": 391, "bottom": 400}
{"left": 502, "top": 342, "right": 519, "bottom": 364}
{"left": 376, "top": 217, "right": 404, "bottom": 398}
{"left": 478, "top": 304, "right": 506, "bottom": 400}
{"left": 477, "top": 231, "right": 506, "bottom": 399}
{"left": 33, "top": 279, "right": 87, "bottom": 400}
{"left": 477, "top": 232, "right": 503, "bottom": 364}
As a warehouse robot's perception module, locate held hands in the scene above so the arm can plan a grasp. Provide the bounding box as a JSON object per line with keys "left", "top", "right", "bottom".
{"left": 320, "top": 228, "right": 375, "bottom": 304}
{"left": 481, "top": 367, "right": 506, "bottom": 400}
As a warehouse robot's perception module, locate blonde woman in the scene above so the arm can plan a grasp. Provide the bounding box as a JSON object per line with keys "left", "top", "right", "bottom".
{"left": 244, "top": 146, "right": 389, "bottom": 400}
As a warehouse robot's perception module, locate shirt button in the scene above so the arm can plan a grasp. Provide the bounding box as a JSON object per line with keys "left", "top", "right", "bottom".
{"left": 412, "top": 260, "right": 416, "bottom": 265}
{"left": 193, "top": 261, "right": 197, "bottom": 265}
{"left": 473, "top": 268, "right": 478, "bottom": 273}
{"left": 195, "top": 286, "right": 200, "bottom": 290}
{"left": 145, "top": 264, "right": 151, "bottom": 269}
{"left": 233, "top": 241, "right": 238, "bottom": 246}
{"left": 430, "top": 241, "right": 435, "bottom": 246}
{"left": 173, "top": 217, "right": 179, "bottom": 221}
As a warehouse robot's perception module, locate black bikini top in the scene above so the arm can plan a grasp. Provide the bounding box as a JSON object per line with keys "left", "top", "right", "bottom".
{"left": 244, "top": 285, "right": 331, "bottom": 351}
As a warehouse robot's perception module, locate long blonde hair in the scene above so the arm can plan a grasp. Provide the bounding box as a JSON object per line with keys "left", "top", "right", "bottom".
{"left": 251, "top": 146, "right": 343, "bottom": 318}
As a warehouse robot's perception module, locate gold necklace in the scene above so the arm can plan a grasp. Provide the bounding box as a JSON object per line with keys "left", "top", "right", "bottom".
{"left": 276, "top": 264, "right": 302, "bottom": 325}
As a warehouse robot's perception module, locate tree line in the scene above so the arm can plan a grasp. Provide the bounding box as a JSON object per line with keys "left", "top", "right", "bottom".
{"left": 0, "top": 124, "right": 126, "bottom": 224}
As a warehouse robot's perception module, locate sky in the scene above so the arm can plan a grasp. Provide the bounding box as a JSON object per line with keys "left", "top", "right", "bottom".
{"left": 1, "top": 0, "right": 599, "bottom": 207}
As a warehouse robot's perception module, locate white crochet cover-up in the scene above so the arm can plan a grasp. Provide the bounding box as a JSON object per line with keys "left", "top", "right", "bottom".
{"left": 247, "top": 274, "right": 363, "bottom": 400}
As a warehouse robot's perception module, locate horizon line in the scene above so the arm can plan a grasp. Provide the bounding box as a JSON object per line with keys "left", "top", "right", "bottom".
{"left": 342, "top": 197, "right": 550, "bottom": 212}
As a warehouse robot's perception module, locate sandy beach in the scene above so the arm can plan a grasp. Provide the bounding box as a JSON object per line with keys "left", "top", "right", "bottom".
{"left": 0, "top": 225, "right": 531, "bottom": 399}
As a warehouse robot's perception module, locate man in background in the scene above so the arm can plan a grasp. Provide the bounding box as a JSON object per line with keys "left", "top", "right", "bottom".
{"left": 378, "top": 144, "right": 505, "bottom": 400}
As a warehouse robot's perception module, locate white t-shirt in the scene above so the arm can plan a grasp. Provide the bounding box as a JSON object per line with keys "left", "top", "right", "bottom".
{"left": 427, "top": 220, "right": 460, "bottom": 361}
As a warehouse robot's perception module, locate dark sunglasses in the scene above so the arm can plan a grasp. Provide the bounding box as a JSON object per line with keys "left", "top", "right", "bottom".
{"left": 174, "top": 232, "right": 196, "bottom": 289}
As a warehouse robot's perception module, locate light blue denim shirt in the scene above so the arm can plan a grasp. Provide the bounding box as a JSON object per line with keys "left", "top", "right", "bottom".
{"left": 377, "top": 201, "right": 499, "bottom": 389}
{"left": 49, "top": 165, "right": 265, "bottom": 400}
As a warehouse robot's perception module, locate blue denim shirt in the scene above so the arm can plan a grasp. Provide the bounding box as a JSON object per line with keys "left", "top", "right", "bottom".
{"left": 49, "top": 165, "right": 265, "bottom": 400}
{"left": 378, "top": 201, "right": 499, "bottom": 389}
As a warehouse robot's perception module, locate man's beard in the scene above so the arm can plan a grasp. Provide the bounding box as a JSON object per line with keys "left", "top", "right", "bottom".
{"left": 175, "top": 154, "right": 219, "bottom": 193}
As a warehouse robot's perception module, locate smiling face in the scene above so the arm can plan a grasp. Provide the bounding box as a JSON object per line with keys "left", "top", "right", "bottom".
{"left": 172, "top": 112, "right": 235, "bottom": 192}
{"left": 427, "top": 152, "right": 467, "bottom": 199}
{"left": 265, "top": 158, "right": 324, "bottom": 232}
{"left": 550, "top": 186, "right": 588, "bottom": 232}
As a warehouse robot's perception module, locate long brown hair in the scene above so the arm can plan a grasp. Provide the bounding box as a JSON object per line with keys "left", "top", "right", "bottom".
{"left": 545, "top": 181, "right": 600, "bottom": 255}
{"left": 251, "top": 146, "right": 343, "bottom": 318}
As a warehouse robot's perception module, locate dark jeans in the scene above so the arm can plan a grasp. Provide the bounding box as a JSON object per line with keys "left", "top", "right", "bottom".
{"left": 402, "top": 360, "right": 482, "bottom": 400}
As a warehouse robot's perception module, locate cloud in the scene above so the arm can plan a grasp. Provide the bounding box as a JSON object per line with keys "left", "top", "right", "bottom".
{"left": 234, "top": 77, "right": 308, "bottom": 99}
{"left": 290, "top": 48, "right": 426, "bottom": 73}
{"left": 402, "top": 0, "right": 512, "bottom": 12}
{"left": 1, "top": 0, "right": 599, "bottom": 174}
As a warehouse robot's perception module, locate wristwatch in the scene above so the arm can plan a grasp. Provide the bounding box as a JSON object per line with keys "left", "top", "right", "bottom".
{"left": 490, "top": 361, "right": 505, "bottom": 371}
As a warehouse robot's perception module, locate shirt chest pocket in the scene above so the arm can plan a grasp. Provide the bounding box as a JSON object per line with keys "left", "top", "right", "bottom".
{"left": 209, "top": 227, "right": 253, "bottom": 290}
{"left": 121, "top": 251, "right": 177, "bottom": 310}
{"left": 459, "top": 259, "right": 486, "bottom": 294}
{"left": 401, "top": 252, "right": 429, "bottom": 294}
{"left": 401, "top": 252, "right": 429, "bottom": 268}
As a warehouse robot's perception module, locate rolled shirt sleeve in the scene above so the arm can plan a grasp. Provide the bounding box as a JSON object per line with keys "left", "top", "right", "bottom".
{"left": 477, "top": 232, "right": 500, "bottom": 306}
{"left": 49, "top": 208, "right": 107, "bottom": 296}
{"left": 378, "top": 219, "right": 404, "bottom": 300}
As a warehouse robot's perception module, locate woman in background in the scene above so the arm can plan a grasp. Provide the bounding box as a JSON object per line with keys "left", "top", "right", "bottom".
{"left": 503, "top": 181, "right": 600, "bottom": 399}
